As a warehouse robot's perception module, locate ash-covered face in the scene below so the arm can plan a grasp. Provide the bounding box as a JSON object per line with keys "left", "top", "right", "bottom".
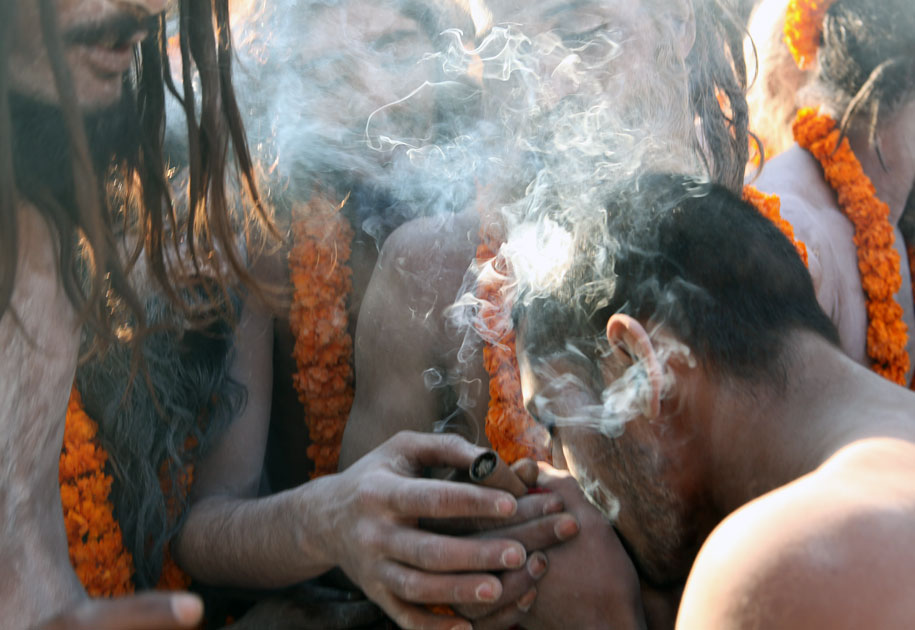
{"left": 479, "top": 0, "right": 696, "bottom": 160}
{"left": 516, "top": 323, "right": 700, "bottom": 586}
{"left": 9, "top": 0, "right": 167, "bottom": 109}
{"left": 292, "top": 1, "right": 442, "bottom": 143}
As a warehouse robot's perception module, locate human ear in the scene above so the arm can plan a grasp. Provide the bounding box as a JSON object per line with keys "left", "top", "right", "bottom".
{"left": 604, "top": 314, "right": 663, "bottom": 419}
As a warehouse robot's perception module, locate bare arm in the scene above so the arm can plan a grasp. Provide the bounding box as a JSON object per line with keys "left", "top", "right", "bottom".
{"left": 171, "top": 288, "right": 538, "bottom": 629}
{"left": 173, "top": 291, "right": 307, "bottom": 585}
{"left": 339, "top": 215, "right": 478, "bottom": 469}
{"left": 183, "top": 422, "right": 537, "bottom": 630}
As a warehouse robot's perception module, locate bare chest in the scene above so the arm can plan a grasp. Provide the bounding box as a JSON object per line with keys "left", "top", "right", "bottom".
{"left": 0, "top": 207, "right": 84, "bottom": 623}
{"left": 0, "top": 208, "right": 80, "bottom": 482}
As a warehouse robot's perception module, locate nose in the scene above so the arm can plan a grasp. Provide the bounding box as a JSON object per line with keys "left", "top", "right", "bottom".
{"left": 116, "top": 0, "right": 169, "bottom": 16}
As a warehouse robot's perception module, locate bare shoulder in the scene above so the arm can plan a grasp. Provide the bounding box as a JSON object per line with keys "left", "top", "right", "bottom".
{"left": 751, "top": 146, "right": 859, "bottom": 317}
{"left": 377, "top": 209, "right": 480, "bottom": 296}
{"left": 341, "top": 211, "right": 481, "bottom": 467}
{"left": 752, "top": 145, "right": 830, "bottom": 205}
{"left": 357, "top": 209, "right": 479, "bottom": 343}
{"left": 678, "top": 440, "right": 915, "bottom": 629}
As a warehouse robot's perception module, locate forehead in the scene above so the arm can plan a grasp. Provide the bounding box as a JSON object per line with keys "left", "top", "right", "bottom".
{"left": 304, "top": 2, "right": 424, "bottom": 42}
{"left": 516, "top": 321, "right": 599, "bottom": 415}
{"left": 489, "top": 0, "right": 647, "bottom": 29}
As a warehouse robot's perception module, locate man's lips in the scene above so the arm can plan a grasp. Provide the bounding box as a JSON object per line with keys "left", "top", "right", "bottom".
{"left": 75, "top": 36, "right": 145, "bottom": 77}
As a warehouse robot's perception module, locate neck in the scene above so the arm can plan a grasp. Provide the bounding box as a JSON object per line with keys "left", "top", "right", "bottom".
{"left": 845, "top": 100, "right": 915, "bottom": 225}
{"left": 701, "top": 330, "right": 915, "bottom": 515}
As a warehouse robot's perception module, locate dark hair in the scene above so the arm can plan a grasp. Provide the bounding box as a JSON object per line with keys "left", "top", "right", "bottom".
{"left": 517, "top": 174, "right": 839, "bottom": 383}
{"left": 688, "top": 0, "right": 750, "bottom": 191}
{"left": 1, "top": 1, "right": 272, "bottom": 344}
{"left": 76, "top": 290, "right": 244, "bottom": 588}
{"left": 818, "top": 0, "right": 915, "bottom": 145}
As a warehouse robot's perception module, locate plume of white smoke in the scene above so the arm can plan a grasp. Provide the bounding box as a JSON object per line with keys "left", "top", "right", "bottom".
{"left": 164, "top": 0, "right": 715, "bottom": 441}
{"left": 434, "top": 3, "right": 705, "bottom": 437}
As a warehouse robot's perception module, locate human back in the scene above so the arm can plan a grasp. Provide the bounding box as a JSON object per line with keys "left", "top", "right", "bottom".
{"left": 682, "top": 427, "right": 915, "bottom": 628}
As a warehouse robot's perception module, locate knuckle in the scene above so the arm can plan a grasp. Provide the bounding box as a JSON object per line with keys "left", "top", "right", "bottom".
{"left": 354, "top": 521, "right": 384, "bottom": 552}
{"left": 399, "top": 572, "right": 424, "bottom": 601}
{"left": 387, "top": 431, "right": 408, "bottom": 450}
{"left": 418, "top": 538, "right": 447, "bottom": 568}
{"left": 395, "top": 610, "right": 419, "bottom": 630}
{"left": 440, "top": 432, "right": 471, "bottom": 455}
{"left": 354, "top": 481, "right": 383, "bottom": 509}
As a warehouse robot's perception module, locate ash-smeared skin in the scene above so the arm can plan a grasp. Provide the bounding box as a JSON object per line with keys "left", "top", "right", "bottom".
{"left": 0, "top": 205, "right": 83, "bottom": 629}
{"left": 1, "top": 0, "right": 185, "bottom": 627}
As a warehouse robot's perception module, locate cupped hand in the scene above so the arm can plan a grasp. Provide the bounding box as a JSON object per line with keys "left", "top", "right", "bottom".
{"left": 320, "top": 432, "right": 534, "bottom": 630}
{"left": 466, "top": 465, "right": 647, "bottom": 630}
{"left": 520, "top": 465, "right": 646, "bottom": 630}
{"left": 34, "top": 592, "right": 203, "bottom": 630}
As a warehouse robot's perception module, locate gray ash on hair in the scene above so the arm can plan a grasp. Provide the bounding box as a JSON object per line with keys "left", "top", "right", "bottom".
{"left": 76, "top": 288, "right": 244, "bottom": 588}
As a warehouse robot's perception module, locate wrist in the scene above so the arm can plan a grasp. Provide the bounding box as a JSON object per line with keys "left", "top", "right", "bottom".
{"left": 294, "top": 473, "right": 343, "bottom": 572}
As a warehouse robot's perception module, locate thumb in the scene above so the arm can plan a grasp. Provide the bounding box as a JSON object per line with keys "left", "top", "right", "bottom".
{"left": 36, "top": 592, "right": 203, "bottom": 630}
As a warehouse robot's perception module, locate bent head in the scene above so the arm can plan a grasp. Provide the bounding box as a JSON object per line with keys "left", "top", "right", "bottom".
{"left": 9, "top": 0, "right": 168, "bottom": 109}
{"left": 814, "top": 0, "right": 915, "bottom": 135}
{"left": 513, "top": 174, "right": 839, "bottom": 584}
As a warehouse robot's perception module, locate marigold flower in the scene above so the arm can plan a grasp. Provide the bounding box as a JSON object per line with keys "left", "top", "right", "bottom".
{"left": 61, "top": 387, "right": 197, "bottom": 599}
{"left": 475, "top": 211, "right": 552, "bottom": 465}
{"left": 784, "top": 0, "right": 837, "bottom": 70}
{"left": 794, "top": 108, "right": 910, "bottom": 385}
{"left": 289, "top": 196, "right": 355, "bottom": 477}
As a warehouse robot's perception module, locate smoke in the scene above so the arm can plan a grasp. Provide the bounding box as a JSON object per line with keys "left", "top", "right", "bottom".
{"left": 162, "top": 0, "right": 716, "bottom": 438}
{"left": 523, "top": 333, "right": 695, "bottom": 439}
{"left": 180, "top": 0, "right": 707, "bottom": 242}
{"left": 430, "top": 4, "right": 705, "bottom": 437}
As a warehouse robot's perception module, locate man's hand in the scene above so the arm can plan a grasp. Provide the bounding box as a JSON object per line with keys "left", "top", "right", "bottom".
{"left": 34, "top": 592, "right": 203, "bottom": 630}
{"left": 319, "top": 432, "right": 535, "bottom": 630}
{"left": 467, "top": 466, "right": 647, "bottom": 630}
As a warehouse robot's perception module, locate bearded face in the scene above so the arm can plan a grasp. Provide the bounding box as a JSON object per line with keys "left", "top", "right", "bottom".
{"left": 8, "top": 0, "right": 166, "bottom": 110}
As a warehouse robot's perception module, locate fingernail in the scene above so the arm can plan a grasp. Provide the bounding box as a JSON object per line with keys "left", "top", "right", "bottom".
{"left": 496, "top": 497, "right": 516, "bottom": 516}
{"left": 542, "top": 496, "right": 563, "bottom": 515}
{"left": 476, "top": 581, "right": 499, "bottom": 602}
{"left": 517, "top": 588, "right": 537, "bottom": 612}
{"left": 554, "top": 515, "right": 580, "bottom": 541}
{"left": 501, "top": 545, "right": 525, "bottom": 568}
{"left": 171, "top": 594, "right": 203, "bottom": 625}
{"left": 527, "top": 551, "right": 547, "bottom": 579}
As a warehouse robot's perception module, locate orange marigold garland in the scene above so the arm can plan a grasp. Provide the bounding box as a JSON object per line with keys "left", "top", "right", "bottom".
{"left": 155, "top": 447, "right": 196, "bottom": 592}
{"left": 289, "top": 196, "right": 356, "bottom": 477}
{"left": 60, "top": 388, "right": 135, "bottom": 597}
{"left": 794, "top": 107, "right": 909, "bottom": 385}
{"left": 784, "top": 0, "right": 836, "bottom": 70}
{"left": 908, "top": 243, "right": 915, "bottom": 390}
{"left": 475, "top": 212, "right": 551, "bottom": 464}
{"left": 62, "top": 388, "right": 198, "bottom": 595}
{"left": 743, "top": 185, "right": 809, "bottom": 266}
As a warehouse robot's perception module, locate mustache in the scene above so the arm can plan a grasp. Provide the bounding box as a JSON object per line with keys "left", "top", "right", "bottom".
{"left": 62, "top": 12, "right": 158, "bottom": 48}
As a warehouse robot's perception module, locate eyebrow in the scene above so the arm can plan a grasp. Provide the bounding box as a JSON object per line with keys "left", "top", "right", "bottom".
{"left": 373, "top": 29, "right": 422, "bottom": 49}
{"left": 539, "top": 0, "right": 599, "bottom": 19}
